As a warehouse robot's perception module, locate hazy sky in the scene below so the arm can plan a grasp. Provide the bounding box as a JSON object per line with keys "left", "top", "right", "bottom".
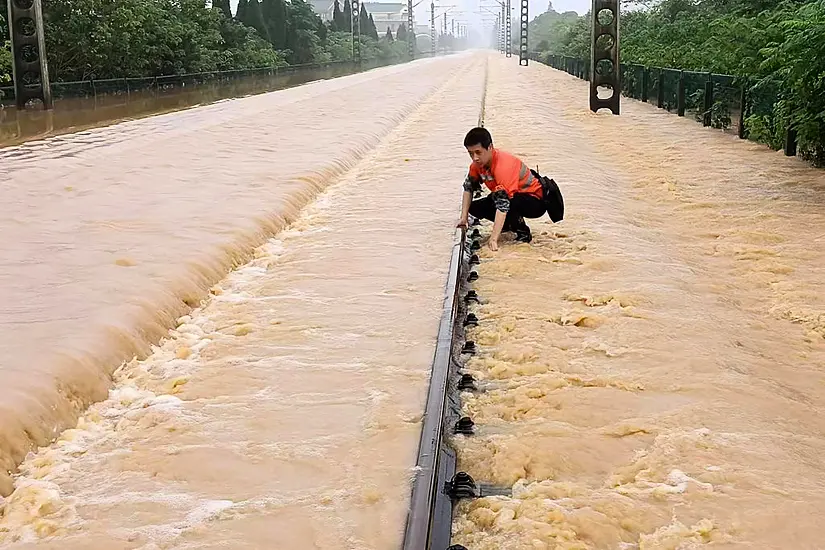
{"left": 409, "top": 0, "right": 594, "bottom": 40}
{"left": 228, "top": 0, "right": 596, "bottom": 39}
{"left": 543, "top": 0, "right": 590, "bottom": 15}
{"left": 406, "top": 0, "right": 593, "bottom": 39}
{"left": 416, "top": 0, "right": 593, "bottom": 39}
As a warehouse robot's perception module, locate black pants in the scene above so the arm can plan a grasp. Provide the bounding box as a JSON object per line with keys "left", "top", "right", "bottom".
{"left": 469, "top": 193, "right": 546, "bottom": 231}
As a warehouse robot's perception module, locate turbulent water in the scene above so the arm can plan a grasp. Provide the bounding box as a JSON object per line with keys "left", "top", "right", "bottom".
{"left": 5, "top": 51, "right": 825, "bottom": 549}
{"left": 451, "top": 56, "right": 825, "bottom": 549}
{"left": 0, "top": 52, "right": 486, "bottom": 547}
{"left": 0, "top": 62, "right": 382, "bottom": 148}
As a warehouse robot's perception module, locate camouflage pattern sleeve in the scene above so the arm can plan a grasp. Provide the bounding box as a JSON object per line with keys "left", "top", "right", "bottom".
{"left": 463, "top": 174, "right": 475, "bottom": 192}
{"left": 492, "top": 189, "right": 510, "bottom": 212}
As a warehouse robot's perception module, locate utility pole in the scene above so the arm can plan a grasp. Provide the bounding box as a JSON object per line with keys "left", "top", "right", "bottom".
{"left": 500, "top": 2, "right": 505, "bottom": 53}
{"left": 407, "top": 0, "right": 415, "bottom": 58}
{"left": 590, "top": 0, "right": 620, "bottom": 114}
{"left": 430, "top": 1, "right": 436, "bottom": 56}
{"left": 505, "top": 0, "right": 511, "bottom": 57}
{"left": 352, "top": 0, "right": 361, "bottom": 64}
{"left": 518, "top": 0, "right": 528, "bottom": 65}
{"left": 7, "top": 0, "right": 52, "bottom": 110}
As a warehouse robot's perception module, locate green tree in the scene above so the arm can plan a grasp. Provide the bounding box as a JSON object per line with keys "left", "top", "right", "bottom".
{"left": 358, "top": 4, "right": 371, "bottom": 38}
{"left": 217, "top": 15, "right": 287, "bottom": 69}
{"left": 236, "top": 0, "right": 249, "bottom": 20}
{"left": 26, "top": 0, "right": 285, "bottom": 81}
{"left": 368, "top": 13, "right": 379, "bottom": 40}
{"left": 526, "top": 7, "right": 580, "bottom": 53}
{"left": 322, "top": 30, "right": 354, "bottom": 60}
{"left": 316, "top": 14, "right": 329, "bottom": 43}
{"left": 342, "top": 0, "right": 352, "bottom": 32}
{"left": 42, "top": 0, "right": 209, "bottom": 79}
{"left": 241, "top": 0, "right": 271, "bottom": 42}
{"left": 385, "top": 27, "right": 393, "bottom": 41}
{"left": 213, "top": 0, "right": 233, "bottom": 19}
{"left": 332, "top": 0, "right": 346, "bottom": 31}
{"left": 0, "top": 0, "right": 409, "bottom": 97}
{"left": 1, "top": 4, "right": 11, "bottom": 85}
{"left": 261, "top": 0, "right": 288, "bottom": 49}
{"left": 286, "top": 0, "right": 323, "bottom": 63}
{"left": 758, "top": 1, "right": 825, "bottom": 164}
{"left": 396, "top": 22, "right": 408, "bottom": 42}
{"left": 532, "top": 0, "right": 825, "bottom": 165}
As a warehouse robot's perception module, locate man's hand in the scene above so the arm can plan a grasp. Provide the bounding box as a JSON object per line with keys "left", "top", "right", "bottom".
{"left": 487, "top": 209, "right": 505, "bottom": 252}
{"left": 456, "top": 217, "right": 468, "bottom": 229}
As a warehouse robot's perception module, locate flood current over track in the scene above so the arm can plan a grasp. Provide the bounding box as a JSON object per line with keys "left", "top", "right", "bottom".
{"left": 450, "top": 56, "right": 825, "bottom": 550}
{"left": 4, "top": 51, "right": 825, "bottom": 550}
{"left": 0, "top": 52, "right": 486, "bottom": 548}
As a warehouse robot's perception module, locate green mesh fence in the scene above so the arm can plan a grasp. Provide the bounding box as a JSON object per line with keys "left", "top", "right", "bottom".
{"left": 682, "top": 70, "right": 706, "bottom": 116}
{"left": 646, "top": 67, "right": 658, "bottom": 105}
{"left": 746, "top": 77, "right": 785, "bottom": 150}
{"left": 530, "top": 53, "right": 795, "bottom": 154}
{"left": 710, "top": 73, "right": 742, "bottom": 133}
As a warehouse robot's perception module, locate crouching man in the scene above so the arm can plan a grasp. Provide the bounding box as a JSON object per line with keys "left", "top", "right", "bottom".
{"left": 456, "top": 126, "right": 552, "bottom": 251}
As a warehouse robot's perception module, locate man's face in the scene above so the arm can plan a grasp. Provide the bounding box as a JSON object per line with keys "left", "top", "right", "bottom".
{"left": 466, "top": 143, "right": 492, "bottom": 168}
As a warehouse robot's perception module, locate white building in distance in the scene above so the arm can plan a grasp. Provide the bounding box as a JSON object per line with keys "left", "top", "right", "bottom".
{"left": 309, "top": 0, "right": 408, "bottom": 35}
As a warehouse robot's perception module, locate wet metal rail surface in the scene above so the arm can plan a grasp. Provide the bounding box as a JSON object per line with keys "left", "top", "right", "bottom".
{"left": 401, "top": 60, "right": 490, "bottom": 550}
{"left": 401, "top": 225, "right": 467, "bottom": 550}
{"left": 401, "top": 224, "right": 506, "bottom": 550}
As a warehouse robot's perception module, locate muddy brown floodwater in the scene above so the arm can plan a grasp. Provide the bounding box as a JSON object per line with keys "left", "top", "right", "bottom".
{"left": 451, "top": 55, "right": 825, "bottom": 550}
{"left": 0, "top": 61, "right": 389, "bottom": 147}
{"left": 0, "top": 52, "right": 487, "bottom": 548}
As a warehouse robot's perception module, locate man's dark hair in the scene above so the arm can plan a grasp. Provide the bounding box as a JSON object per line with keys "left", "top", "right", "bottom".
{"left": 464, "top": 127, "right": 492, "bottom": 149}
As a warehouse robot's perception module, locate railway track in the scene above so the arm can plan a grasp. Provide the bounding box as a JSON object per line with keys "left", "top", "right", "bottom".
{"left": 401, "top": 57, "right": 498, "bottom": 550}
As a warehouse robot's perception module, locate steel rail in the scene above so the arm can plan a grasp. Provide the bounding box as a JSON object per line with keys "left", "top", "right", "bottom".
{"left": 400, "top": 56, "right": 488, "bottom": 550}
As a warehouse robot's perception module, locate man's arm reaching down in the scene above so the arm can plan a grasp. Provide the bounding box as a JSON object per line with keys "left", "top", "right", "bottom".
{"left": 457, "top": 175, "right": 476, "bottom": 228}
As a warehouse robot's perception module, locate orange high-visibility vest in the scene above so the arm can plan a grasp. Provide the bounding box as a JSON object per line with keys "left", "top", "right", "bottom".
{"left": 468, "top": 148, "right": 543, "bottom": 200}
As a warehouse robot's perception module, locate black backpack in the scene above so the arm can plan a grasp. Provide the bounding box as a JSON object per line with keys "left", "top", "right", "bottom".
{"left": 531, "top": 168, "right": 564, "bottom": 223}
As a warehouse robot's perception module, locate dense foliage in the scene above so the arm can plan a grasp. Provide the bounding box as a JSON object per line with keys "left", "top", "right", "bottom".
{"left": 0, "top": 11, "right": 10, "bottom": 84}
{"left": 0, "top": 0, "right": 409, "bottom": 84}
{"left": 531, "top": 0, "right": 825, "bottom": 165}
